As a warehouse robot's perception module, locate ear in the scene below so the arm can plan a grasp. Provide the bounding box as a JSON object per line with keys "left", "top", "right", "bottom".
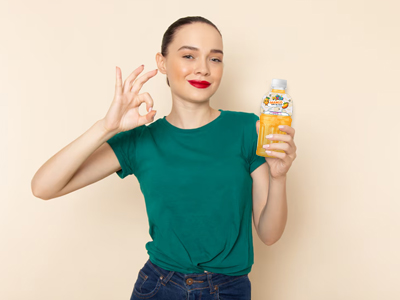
{"left": 155, "top": 52, "right": 167, "bottom": 75}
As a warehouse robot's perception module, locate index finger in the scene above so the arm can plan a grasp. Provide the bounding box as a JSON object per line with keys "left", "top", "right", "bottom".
{"left": 130, "top": 69, "right": 158, "bottom": 94}
{"left": 122, "top": 64, "right": 145, "bottom": 94}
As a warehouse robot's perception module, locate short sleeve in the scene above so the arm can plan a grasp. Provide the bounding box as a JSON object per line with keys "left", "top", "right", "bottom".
{"left": 247, "top": 113, "right": 266, "bottom": 174}
{"left": 106, "top": 125, "right": 145, "bottom": 179}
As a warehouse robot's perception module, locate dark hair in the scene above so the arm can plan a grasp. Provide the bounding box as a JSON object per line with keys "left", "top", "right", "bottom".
{"left": 161, "top": 16, "right": 222, "bottom": 87}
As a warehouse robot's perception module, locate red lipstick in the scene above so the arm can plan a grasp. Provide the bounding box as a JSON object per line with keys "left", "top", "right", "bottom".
{"left": 188, "top": 80, "right": 211, "bottom": 89}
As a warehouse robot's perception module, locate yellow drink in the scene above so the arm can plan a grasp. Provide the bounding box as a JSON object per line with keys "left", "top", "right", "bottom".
{"left": 256, "top": 82, "right": 293, "bottom": 158}
{"left": 256, "top": 114, "right": 292, "bottom": 158}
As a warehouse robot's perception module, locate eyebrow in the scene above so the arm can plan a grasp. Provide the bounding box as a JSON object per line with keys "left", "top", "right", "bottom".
{"left": 177, "top": 45, "right": 224, "bottom": 55}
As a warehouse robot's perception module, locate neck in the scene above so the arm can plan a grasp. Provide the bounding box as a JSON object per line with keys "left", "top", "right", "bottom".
{"left": 166, "top": 106, "right": 219, "bottom": 130}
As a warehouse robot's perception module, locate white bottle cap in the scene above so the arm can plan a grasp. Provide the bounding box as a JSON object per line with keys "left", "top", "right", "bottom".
{"left": 271, "top": 78, "right": 287, "bottom": 89}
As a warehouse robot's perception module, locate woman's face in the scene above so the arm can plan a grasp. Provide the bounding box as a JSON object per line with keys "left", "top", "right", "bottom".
{"left": 156, "top": 22, "right": 224, "bottom": 103}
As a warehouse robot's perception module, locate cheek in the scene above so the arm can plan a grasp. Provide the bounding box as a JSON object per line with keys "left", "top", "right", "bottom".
{"left": 179, "top": 63, "right": 191, "bottom": 75}
{"left": 170, "top": 62, "right": 190, "bottom": 79}
{"left": 213, "top": 66, "right": 223, "bottom": 80}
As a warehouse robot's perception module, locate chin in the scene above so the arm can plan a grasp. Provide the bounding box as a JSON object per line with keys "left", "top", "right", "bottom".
{"left": 184, "top": 94, "right": 213, "bottom": 104}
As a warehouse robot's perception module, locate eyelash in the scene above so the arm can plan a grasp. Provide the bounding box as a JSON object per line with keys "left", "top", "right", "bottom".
{"left": 183, "top": 55, "right": 222, "bottom": 63}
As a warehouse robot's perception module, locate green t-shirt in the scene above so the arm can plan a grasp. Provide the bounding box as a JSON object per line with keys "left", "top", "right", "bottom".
{"left": 106, "top": 109, "right": 266, "bottom": 276}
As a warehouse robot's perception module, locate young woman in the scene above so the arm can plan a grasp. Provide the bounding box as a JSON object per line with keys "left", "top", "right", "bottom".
{"left": 32, "top": 16, "right": 297, "bottom": 300}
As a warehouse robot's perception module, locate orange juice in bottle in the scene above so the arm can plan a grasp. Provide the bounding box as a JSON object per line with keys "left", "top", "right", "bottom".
{"left": 256, "top": 78, "right": 293, "bottom": 158}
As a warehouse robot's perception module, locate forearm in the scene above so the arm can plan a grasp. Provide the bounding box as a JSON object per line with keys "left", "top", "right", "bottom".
{"left": 258, "top": 176, "right": 288, "bottom": 245}
{"left": 31, "top": 119, "right": 118, "bottom": 199}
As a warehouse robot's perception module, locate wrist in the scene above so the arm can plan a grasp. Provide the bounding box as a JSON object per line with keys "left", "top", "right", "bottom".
{"left": 96, "top": 119, "right": 120, "bottom": 142}
{"left": 97, "top": 118, "right": 119, "bottom": 136}
{"left": 270, "top": 175, "right": 287, "bottom": 182}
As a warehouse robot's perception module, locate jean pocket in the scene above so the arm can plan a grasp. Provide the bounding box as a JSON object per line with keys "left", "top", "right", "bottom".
{"left": 133, "top": 268, "right": 162, "bottom": 299}
{"left": 217, "top": 275, "right": 251, "bottom": 300}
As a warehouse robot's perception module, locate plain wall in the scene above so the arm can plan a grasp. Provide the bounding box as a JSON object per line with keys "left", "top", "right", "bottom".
{"left": 1, "top": 0, "right": 399, "bottom": 299}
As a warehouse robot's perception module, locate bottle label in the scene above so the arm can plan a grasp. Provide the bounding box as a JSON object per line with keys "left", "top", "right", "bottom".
{"left": 261, "top": 92, "right": 293, "bottom": 116}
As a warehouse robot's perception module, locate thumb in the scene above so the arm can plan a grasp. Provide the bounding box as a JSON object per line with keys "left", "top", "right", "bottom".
{"left": 148, "top": 109, "right": 157, "bottom": 122}
{"left": 138, "top": 110, "right": 157, "bottom": 127}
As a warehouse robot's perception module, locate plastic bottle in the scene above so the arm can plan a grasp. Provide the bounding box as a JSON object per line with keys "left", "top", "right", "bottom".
{"left": 256, "top": 78, "right": 293, "bottom": 158}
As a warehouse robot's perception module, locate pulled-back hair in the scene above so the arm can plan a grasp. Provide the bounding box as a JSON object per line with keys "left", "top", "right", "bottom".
{"left": 161, "top": 16, "right": 222, "bottom": 87}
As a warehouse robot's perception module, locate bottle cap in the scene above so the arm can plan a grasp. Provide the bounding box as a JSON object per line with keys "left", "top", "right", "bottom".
{"left": 271, "top": 78, "right": 287, "bottom": 89}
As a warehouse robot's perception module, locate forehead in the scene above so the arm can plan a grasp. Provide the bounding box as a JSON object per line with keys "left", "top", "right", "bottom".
{"left": 170, "top": 22, "right": 223, "bottom": 52}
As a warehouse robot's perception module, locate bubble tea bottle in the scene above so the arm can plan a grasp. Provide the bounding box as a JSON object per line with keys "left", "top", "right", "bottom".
{"left": 256, "top": 78, "right": 293, "bottom": 158}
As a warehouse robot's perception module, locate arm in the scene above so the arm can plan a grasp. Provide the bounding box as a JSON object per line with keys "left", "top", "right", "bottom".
{"left": 31, "top": 119, "right": 119, "bottom": 200}
{"left": 31, "top": 65, "right": 159, "bottom": 200}
{"left": 257, "top": 175, "right": 288, "bottom": 246}
{"left": 251, "top": 164, "right": 288, "bottom": 246}
{"left": 252, "top": 121, "right": 295, "bottom": 245}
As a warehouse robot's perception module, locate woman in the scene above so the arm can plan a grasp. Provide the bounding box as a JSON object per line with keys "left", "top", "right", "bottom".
{"left": 32, "top": 16, "right": 297, "bottom": 300}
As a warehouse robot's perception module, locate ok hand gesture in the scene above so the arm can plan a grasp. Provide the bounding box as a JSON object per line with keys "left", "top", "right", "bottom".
{"left": 103, "top": 65, "right": 158, "bottom": 133}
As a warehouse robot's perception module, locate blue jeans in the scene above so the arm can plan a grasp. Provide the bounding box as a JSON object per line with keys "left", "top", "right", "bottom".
{"left": 130, "top": 258, "right": 251, "bottom": 300}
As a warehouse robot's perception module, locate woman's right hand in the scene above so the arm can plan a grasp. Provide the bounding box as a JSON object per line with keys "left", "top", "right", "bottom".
{"left": 102, "top": 65, "right": 158, "bottom": 133}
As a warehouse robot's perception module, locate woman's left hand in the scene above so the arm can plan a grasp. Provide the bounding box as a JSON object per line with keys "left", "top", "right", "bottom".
{"left": 256, "top": 121, "right": 297, "bottom": 179}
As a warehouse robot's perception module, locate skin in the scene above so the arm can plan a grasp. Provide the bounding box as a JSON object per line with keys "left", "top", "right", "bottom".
{"left": 155, "top": 22, "right": 224, "bottom": 129}
{"left": 251, "top": 124, "right": 296, "bottom": 244}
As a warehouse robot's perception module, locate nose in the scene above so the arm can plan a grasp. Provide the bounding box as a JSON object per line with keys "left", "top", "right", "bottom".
{"left": 194, "top": 58, "right": 210, "bottom": 76}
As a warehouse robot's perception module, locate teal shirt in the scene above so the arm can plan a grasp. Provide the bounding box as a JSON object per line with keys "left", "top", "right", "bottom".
{"left": 106, "top": 109, "right": 266, "bottom": 276}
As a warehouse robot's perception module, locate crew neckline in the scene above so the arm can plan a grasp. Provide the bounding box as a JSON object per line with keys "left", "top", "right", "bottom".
{"left": 161, "top": 109, "right": 225, "bottom": 133}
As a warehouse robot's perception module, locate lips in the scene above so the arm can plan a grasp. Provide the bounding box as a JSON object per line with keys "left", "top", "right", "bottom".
{"left": 188, "top": 80, "right": 211, "bottom": 89}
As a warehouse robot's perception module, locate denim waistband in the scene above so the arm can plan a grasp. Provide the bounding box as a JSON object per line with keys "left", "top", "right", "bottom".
{"left": 144, "top": 258, "right": 248, "bottom": 293}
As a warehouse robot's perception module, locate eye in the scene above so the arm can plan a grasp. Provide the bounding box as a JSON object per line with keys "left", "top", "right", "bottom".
{"left": 183, "top": 55, "right": 222, "bottom": 63}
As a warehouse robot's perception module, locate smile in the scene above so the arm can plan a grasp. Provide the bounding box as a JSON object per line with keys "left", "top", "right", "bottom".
{"left": 188, "top": 80, "right": 211, "bottom": 89}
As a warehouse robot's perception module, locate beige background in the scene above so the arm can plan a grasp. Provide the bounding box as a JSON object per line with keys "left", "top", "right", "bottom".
{"left": 1, "top": 0, "right": 399, "bottom": 299}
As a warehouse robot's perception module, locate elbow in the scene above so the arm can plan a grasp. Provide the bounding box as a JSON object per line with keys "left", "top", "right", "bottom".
{"left": 31, "top": 179, "right": 49, "bottom": 201}
{"left": 31, "top": 188, "right": 48, "bottom": 201}
{"left": 264, "top": 240, "right": 274, "bottom": 246}
{"left": 33, "top": 193, "right": 50, "bottom": 201}
{"left": 263, "top": 237, "right": 279, "bottom": 246}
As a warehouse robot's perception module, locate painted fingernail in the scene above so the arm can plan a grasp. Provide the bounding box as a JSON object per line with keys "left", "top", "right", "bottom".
{"left": 263, "top": 144, "right": 269, "bottom": 148}
{"left": 266, "top": 150, "right": 271, "bottom": 154}
{"left": 148, "top": 107, "right": 152, "bottom": 112}
{"left": 266, "top": 134, "right": 273, "bottom": 138}
{"left": 279, "top": 125, "right": 284, "bottom": 129}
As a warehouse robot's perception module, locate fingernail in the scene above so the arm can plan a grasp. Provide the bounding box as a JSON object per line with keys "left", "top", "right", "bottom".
{"left": 263, "top": 144, "right": 269, "bottom": 148}
{"left": 266, "top": 134, "right": 273, "bottom": 138}
{"left": 148, "top": 107, "right": 152, "bottom": 112}
{"left": 279, "top": 125, "right": 284, "bottom": 129}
